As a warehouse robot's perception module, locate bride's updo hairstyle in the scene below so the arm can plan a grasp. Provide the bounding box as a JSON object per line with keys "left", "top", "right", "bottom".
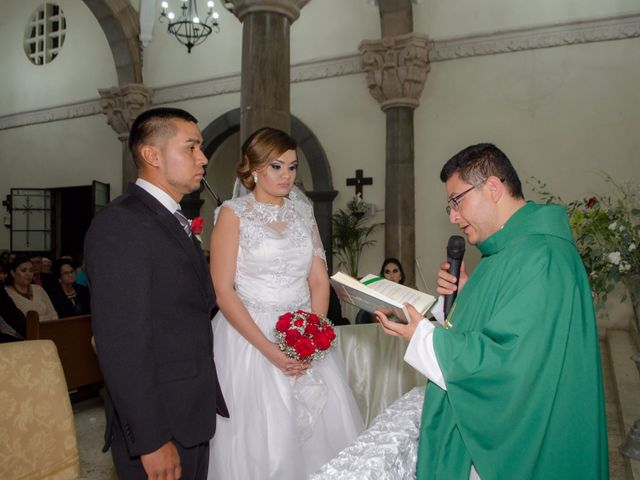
{"left": 237, "top": 127, "right": 297, "bottom": 190}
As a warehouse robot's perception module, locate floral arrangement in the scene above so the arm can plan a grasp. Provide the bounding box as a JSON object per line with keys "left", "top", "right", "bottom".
{"left": 332, "top": 194, "right": 382, "bottom": 277}
{"left": 274, "top": 310, "right": 337, "bottom": 363}
{"left": 189, "top": 216, "right": 204, "bottom": 242}
{"left": 531, "top": 175, "right": 640, "bottom": 320}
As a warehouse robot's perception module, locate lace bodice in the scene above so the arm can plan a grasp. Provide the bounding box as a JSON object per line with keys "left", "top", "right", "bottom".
{"left": 218, "top": 192, "right": 326, "bottom": 314}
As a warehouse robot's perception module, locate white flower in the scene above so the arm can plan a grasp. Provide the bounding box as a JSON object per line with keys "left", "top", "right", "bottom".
{"left": 630, "top": 243, "right": 637, "bottom": 252}
{"left": 608, "top": 222, "right": 618, "bottom": 231}
{"left": 619, "top": 261, "right": 631, "bottom": 272}
{"left": 607, "top": 252, "right": 621, "bottom": 265}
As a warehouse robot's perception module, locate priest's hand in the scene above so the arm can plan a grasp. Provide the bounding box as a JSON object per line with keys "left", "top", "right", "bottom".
{"left": 436, "top": 260, "right": 468, "bottom": 296}
{"left": 141, "top": 441, "right": 181, "bottom": 480}
{"left": 376, "top": 304, "right": 423, "bottom": 341}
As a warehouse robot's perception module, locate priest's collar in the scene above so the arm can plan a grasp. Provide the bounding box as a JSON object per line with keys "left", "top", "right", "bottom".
{"left": 477, "top": 201, "right": 537, "bottom": 256}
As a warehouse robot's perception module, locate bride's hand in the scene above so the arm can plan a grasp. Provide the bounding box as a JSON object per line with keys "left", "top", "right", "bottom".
{"left": 263, "top": 343, "right": 310, "bottom": 377}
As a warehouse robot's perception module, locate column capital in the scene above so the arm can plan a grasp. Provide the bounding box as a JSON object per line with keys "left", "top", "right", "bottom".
{"left": 98, "top": 84, "right": 153, "bottom": 140}
{"left": 359, "top": 33, "right": 430, "bottom": 111}
{"left": 226, "top": 0, "right": 310, "bottom": 23}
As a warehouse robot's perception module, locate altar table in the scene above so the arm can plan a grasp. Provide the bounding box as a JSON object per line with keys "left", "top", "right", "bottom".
{"left": 311, "top": 386, "right": 425, "bottom": 479}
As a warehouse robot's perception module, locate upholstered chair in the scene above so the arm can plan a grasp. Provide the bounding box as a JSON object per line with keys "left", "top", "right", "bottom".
{"left": 0, "top": 339, "right": 80, "bottom": 479}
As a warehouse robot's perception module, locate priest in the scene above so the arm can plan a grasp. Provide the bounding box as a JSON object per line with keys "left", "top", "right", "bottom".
{"left": 377, "top": 143, "right": 608, "bottom": 479}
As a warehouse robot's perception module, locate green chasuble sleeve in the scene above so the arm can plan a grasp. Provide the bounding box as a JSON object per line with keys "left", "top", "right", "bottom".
{"left": 417, "top": 202, "right": 608, "bottom": 480}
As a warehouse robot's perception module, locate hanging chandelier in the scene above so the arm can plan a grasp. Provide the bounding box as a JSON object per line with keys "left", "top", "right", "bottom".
{"left": 159, "top": 0, "right": 220, "bottom": 53}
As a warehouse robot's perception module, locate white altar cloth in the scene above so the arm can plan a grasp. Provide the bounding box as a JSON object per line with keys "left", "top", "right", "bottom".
{"left": 335, "top": 324, "right": 426, "bottom": 427}
{"left": 310, "top": 386, "right": 425, "bottom": 480}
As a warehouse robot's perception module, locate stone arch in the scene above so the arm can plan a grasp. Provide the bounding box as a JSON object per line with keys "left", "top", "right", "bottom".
{"left": 82, "top": 0, "right": 142, "bottom": 85}
{"left": 201, "top": 108, "right": 338, "bottom": 270}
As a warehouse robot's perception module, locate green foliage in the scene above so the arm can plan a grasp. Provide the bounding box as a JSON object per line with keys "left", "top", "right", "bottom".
{"left": 332, "top": 195, "right": 382, "bottom": 277}
{"left": 530, "top": 174, "right": 640, "bottom": 312}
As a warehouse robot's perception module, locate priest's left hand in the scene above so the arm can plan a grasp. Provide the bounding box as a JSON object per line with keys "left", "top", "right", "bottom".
{"left": 376, "top": 303, "right": 423, "bottom": 341}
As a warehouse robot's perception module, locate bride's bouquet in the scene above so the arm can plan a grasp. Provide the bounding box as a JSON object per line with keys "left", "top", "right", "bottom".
{"left": 274, "top": 310, "right": 337, "bottom": 363}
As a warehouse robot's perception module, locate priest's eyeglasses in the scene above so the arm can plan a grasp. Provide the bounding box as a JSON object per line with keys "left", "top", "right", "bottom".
{"left": 446, "top": 180, "right": 487, "bottom": 215}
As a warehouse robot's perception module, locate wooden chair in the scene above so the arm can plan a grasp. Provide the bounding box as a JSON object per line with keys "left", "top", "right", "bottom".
{"left": 26, "top": 312, "right": 103, "bottom": 391}
{"left": 0, "top": 340, "right": 81, "bottom": 479}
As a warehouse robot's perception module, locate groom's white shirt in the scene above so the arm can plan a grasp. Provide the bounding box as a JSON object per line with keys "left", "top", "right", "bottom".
{"left": 135, "top": 178, "right": 181, "bottom": 214}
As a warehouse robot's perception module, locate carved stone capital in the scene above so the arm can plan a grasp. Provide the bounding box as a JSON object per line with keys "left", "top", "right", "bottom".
{"left": 98, "top": 84, "right": 153, "bottom": 140}
{"left": 226, "top": 0, "right": 310, "bottom": 23}
{"left": 359, "top": 33, "right": 429, "bottom": 111}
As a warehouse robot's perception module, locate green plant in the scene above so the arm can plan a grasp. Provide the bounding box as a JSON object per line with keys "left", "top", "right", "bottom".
{"left": 530, "top": 174, "right": 640, "bottom": 314}
{"left": 332, "top": 195, "right": 382, "bottom": 277}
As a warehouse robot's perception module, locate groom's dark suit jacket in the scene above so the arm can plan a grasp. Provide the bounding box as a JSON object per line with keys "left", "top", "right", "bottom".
{"left": 85, "top": 183, "right": 227, "bottom": 458}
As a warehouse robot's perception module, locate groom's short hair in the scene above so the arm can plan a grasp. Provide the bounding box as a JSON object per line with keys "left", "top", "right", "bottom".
{"left": 129, "top": 107, "right": 199, "bottom": 169}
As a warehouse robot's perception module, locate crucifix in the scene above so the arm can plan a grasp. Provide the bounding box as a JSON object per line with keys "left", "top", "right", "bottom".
{"left": 346, "top": 169, "right": 373, "bottom": 198}
{"left": 20, "top": 196, "right": 35, "bottom": 247}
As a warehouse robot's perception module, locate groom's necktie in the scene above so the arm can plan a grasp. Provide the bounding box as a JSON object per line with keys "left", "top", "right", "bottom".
{"left": 173, "top": 209, "right": 192, "bottom": 238}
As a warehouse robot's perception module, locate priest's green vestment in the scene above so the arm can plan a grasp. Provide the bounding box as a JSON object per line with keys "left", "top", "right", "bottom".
{"left": 417, "top": 202, "right": 608, "bottom": 479}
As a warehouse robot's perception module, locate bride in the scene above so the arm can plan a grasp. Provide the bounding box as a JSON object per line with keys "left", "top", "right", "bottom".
{"left": 207, "top": 127, "right": 363, "bottom": 479}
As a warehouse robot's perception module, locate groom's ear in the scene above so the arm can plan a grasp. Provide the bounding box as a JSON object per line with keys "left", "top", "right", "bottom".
{"left": 139, "top": 144, "right": 161, "bottom": 168}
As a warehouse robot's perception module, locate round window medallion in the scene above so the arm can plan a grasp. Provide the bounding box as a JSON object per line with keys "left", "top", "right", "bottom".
{"left": 24, "top": 3, "right": 66, "bottom": 65}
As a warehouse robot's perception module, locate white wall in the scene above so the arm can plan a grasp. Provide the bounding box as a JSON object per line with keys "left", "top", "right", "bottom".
{"left": 416, "top": 0, "right": 640, "bottom": 38}
{"left": 414, "top": 37, "right": 640, "bottom": 283}
{"left": 0, "top": 0, "right": 116, "bottom": 114}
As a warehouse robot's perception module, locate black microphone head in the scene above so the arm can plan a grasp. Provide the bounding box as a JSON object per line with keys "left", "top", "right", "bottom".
{"left": 447, "top": 235, "right": 466, "bottom": 260}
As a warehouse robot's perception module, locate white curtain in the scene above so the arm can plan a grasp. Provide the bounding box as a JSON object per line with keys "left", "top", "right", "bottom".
{"left": 335, "top": 323, "right": 426, "bottom": 427}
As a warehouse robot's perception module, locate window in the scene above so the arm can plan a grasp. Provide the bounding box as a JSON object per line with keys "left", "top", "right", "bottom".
{"left": 24, "top": 3, "right": 66, "bottom": 65}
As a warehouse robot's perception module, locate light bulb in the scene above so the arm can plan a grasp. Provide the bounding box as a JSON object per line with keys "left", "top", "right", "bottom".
{"left": 168, "top": 12, "right": 175, "bottom": 20}
{"left": 193, "top": 16, "right": 200, "bottom": 23}
{"left": 212, "top": 11, "right": 219, "bottom": 19}
{"left": 161, "top": 1, "right": 168, "bottom": 8}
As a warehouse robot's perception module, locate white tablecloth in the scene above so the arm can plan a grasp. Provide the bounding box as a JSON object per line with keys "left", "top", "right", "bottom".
{"left": 335, "top": 324, "right": 426, "bottom": 427}
{"left": 310, "top": 386, "right": 425, "bottom": 479}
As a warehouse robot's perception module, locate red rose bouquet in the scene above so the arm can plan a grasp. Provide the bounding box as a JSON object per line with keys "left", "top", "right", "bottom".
{"left": 274, "top": 310, "right": 337, "bottom": 363}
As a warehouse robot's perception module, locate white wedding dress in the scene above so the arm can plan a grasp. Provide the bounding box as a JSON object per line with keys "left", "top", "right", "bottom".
{"left": 208, "top": 191, "right": 363, "bottom": 479}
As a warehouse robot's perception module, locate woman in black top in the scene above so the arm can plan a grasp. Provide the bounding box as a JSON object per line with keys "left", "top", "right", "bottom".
{"left": 49, "top": 258, "right": 91, "bottom": 318}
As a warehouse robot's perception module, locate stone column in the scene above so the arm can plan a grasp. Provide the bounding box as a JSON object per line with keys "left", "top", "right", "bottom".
{"left": 226, "top": 0, "right": 309, "bottom": 142}
{"left": 359, "top": 33, "right": 429, "bottom": 286}
{"left": 98, "top": 84, "right": 153, "bottom": 190}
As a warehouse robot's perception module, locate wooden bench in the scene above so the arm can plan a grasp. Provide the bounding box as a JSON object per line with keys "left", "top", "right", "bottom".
{"left": 26, "top": 312, "right": 103, "bottom": 391}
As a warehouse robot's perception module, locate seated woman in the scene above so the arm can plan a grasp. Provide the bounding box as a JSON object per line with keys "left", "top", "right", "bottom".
{"left": 48, "top": 258, "right": 91, "bottom": 318}
{"left": 4, "top": 255, "right": 58, "bottom": 322}
{"left": 0, "top": 285, "right": 26, "bottom": 342}
{"left": 355, "top": 257, "right": 406, "bottom": 324}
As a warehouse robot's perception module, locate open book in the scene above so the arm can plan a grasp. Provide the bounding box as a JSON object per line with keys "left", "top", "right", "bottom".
{"left": 330, "top": 272, "right": 436, "bottom": 324}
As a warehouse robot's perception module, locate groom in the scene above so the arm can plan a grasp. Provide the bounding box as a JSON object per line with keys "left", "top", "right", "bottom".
{"left": 86, "top": 107, "right": 227, "bottom": 479}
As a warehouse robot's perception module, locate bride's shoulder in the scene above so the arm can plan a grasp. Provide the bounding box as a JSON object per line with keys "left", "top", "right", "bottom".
{"left": 213, "top": 195, "right": 251, "bottom": 224}
{"left": 223, "top": 195, "right": 252, "bottom": 214}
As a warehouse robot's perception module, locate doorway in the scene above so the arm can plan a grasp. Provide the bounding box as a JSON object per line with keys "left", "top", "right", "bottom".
{"left": 9, "top": 180, "right": 109, "bottom": 257}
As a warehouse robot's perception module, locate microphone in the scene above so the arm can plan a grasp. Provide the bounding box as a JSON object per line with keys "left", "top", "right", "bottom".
{"left": 443, "top": 235, "right": 465, "bottom": 319}
{"left": 202, "top": 178, "right": 223, "bottom": 206}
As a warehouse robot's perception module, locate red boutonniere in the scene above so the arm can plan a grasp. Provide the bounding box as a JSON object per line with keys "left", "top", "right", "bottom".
{"left": 189, "top": 216, "right": 204, "bottom": 241}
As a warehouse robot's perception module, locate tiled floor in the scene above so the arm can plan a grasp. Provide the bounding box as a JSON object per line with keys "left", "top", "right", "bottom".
{"left": 72, "top": 396, "right": 112, "bottom": 479}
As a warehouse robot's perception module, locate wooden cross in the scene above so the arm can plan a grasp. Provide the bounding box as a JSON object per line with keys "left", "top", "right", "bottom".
{"left": 346, "top": 169, "right": 373, "bottom": 198}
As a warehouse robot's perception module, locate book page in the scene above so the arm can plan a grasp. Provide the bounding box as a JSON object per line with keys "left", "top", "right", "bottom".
{"left": 360, "top": 275, "right": 435, "bottom": 314}
{"left": 330, "top": 272, "right": 436, "bottom": 323}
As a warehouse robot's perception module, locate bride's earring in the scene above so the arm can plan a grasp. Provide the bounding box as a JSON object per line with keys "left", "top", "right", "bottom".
{"left": 253, "top": 173, "right": 258, "bottom": 184}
